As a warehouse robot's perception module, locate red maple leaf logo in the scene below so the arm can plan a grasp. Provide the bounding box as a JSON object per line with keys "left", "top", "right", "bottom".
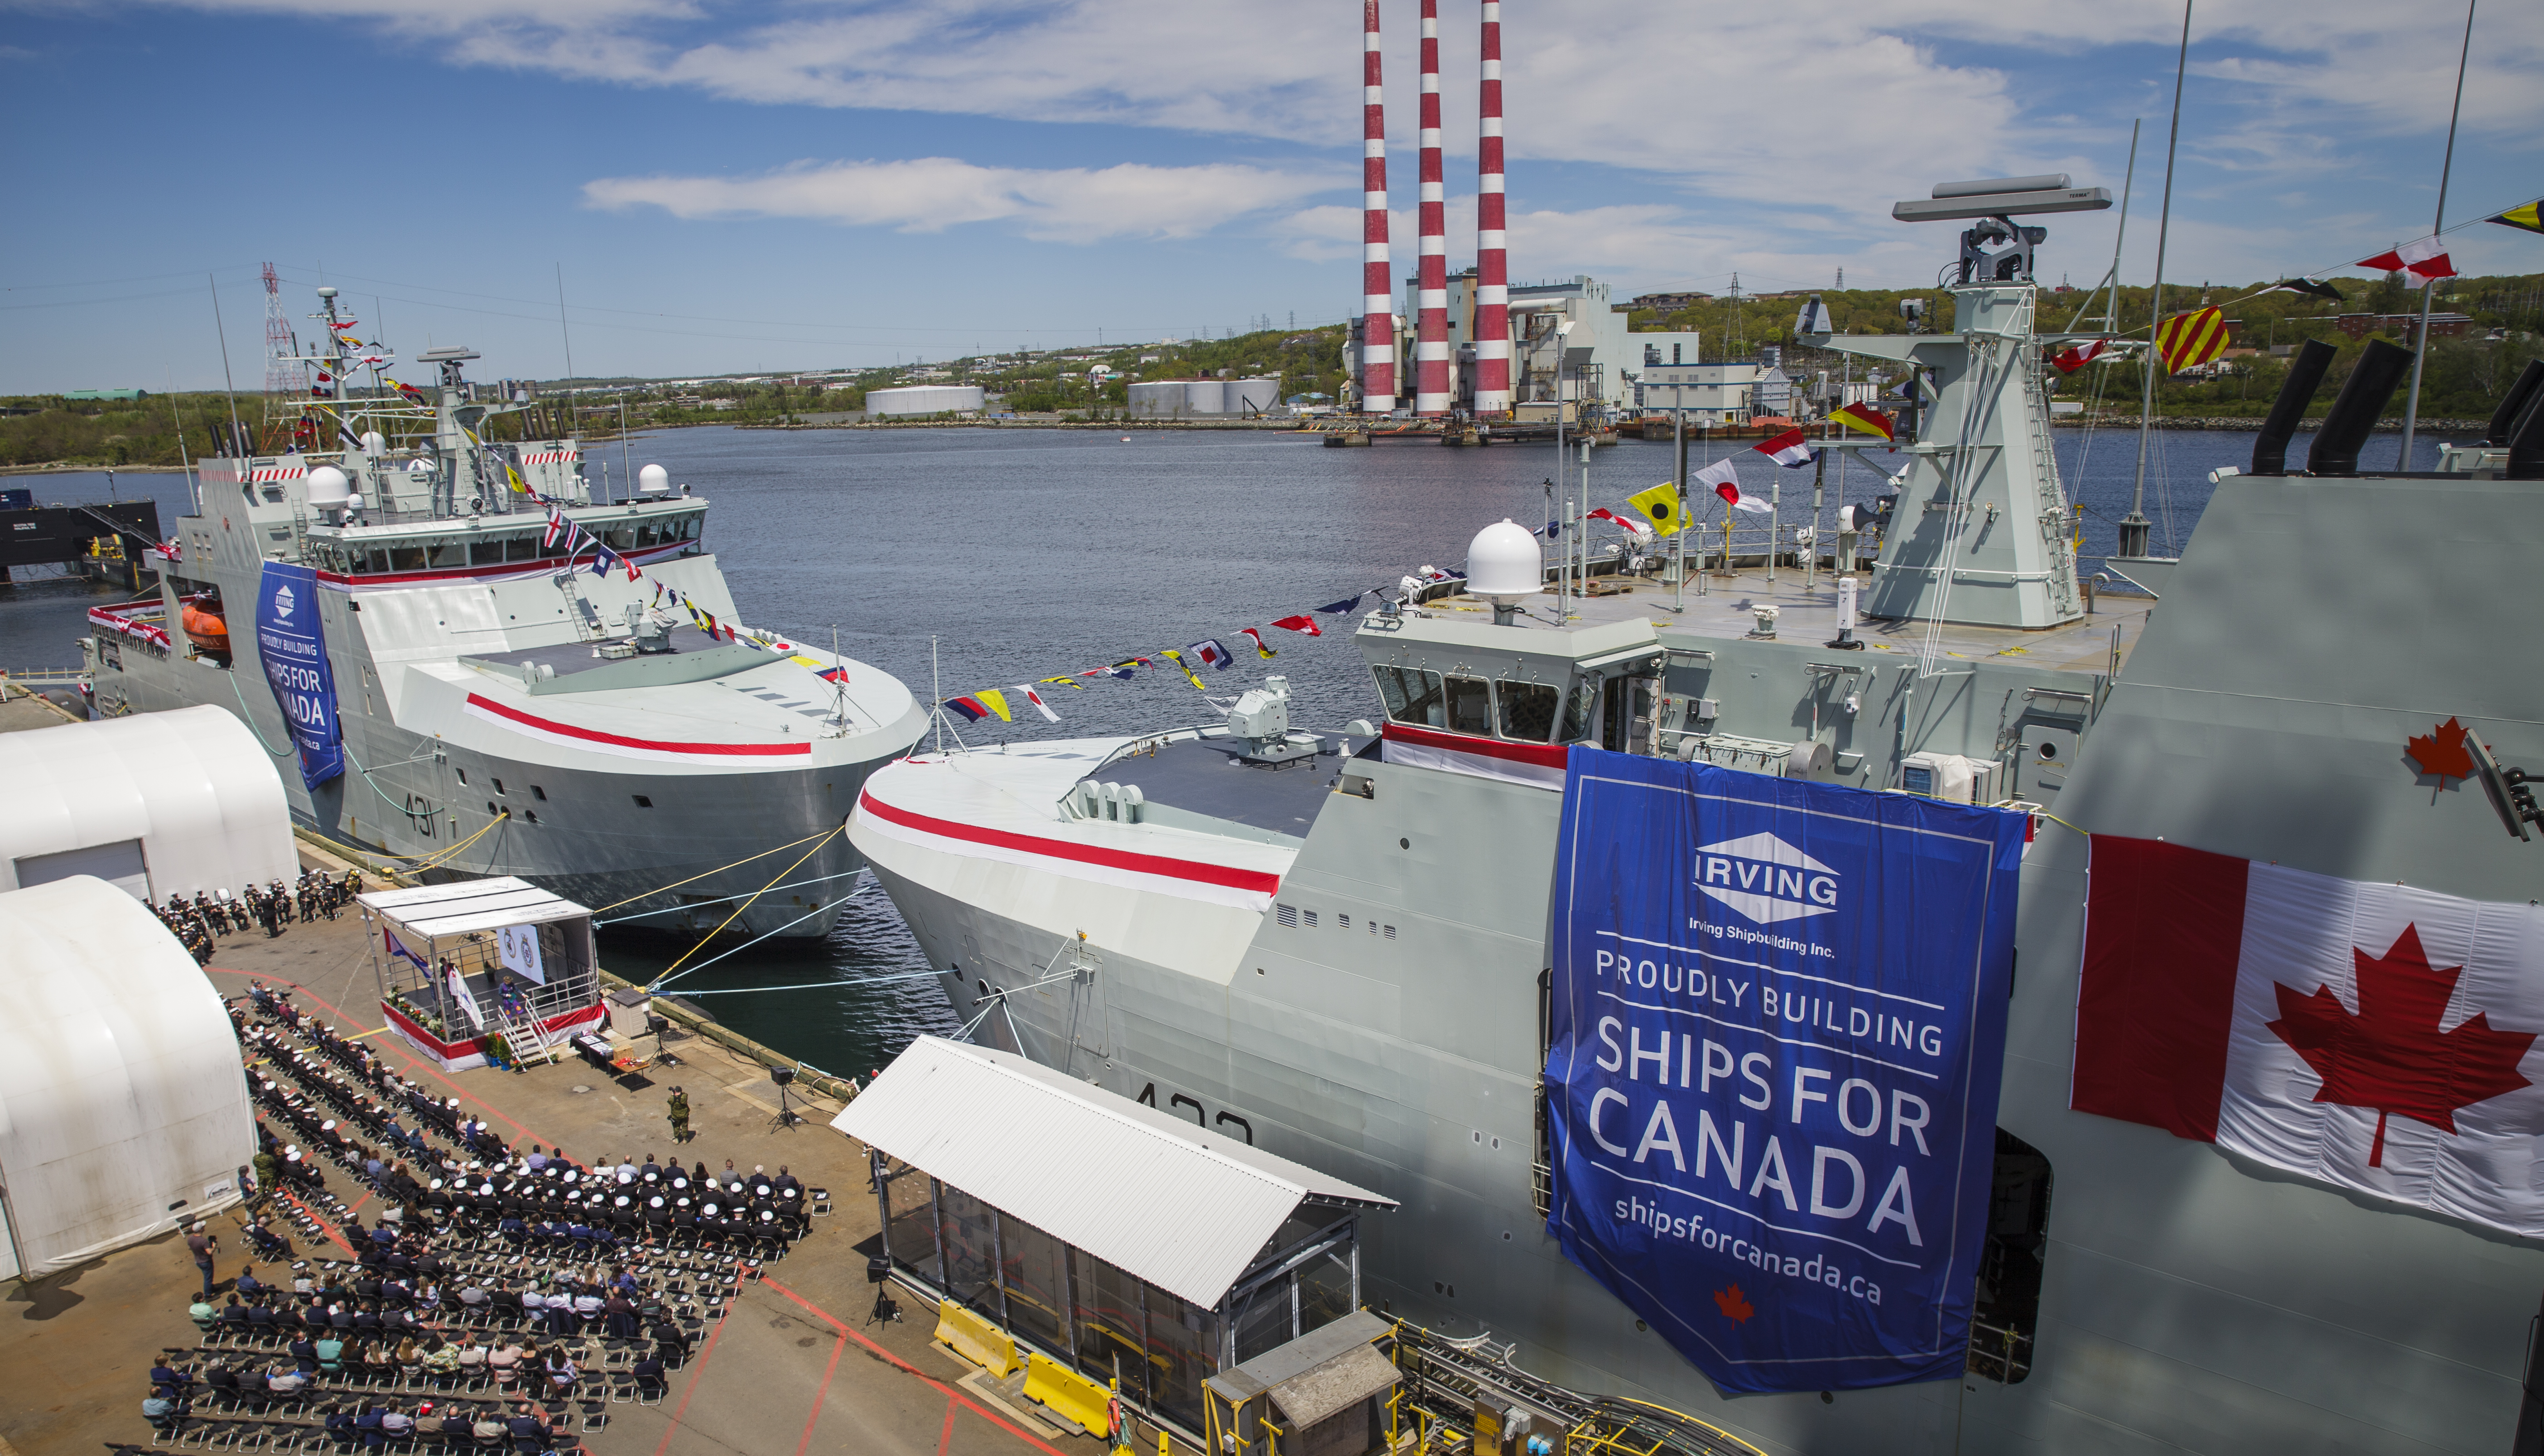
{"left": 1712, "top": 1284, "right": 1756, "bottom": 1324}
{"left": 2405, "top": 717, "right": 2476, "bottom": 781}
{"left": 2267, "top": 924, "right": 2536, "bottom": 1167}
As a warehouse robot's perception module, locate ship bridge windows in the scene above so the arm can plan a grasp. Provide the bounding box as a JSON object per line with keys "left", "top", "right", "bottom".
{"left": 1443, "top": 676, "right": 1494, "bottom": 736}
{"left": 1498, "top": 681, "right": 1561, "bottom": 742}
{"left": 1371, "top": 666, "right": 1445, "bottom": 727}
{"left": 506, "top": 536, "right": 542, "bottom": 563}
{"left": 429, "top": 541, "right": 470, "bottom": 569}
{"left": 470, "top": 538, "right": 508, "bottom": 567}
{"left": 390, "top": 546, "right": 428, "bottom": 572}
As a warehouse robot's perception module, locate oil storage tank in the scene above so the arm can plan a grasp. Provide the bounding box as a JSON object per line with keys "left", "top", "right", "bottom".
{"left": 867, "top": 385, "right": 985, "bottom": 418}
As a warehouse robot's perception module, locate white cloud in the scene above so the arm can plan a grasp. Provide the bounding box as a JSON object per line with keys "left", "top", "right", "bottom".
{"left": 583, "top": 156, "right": 1338, "bottom": 243}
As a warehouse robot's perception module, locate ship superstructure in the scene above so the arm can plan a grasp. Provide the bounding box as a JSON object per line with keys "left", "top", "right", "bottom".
{"left": 845, "top": 189, "right": 2544, "bottom": 1453}
{"left": 91, "top": 286, "right": 925, "bottom": 937}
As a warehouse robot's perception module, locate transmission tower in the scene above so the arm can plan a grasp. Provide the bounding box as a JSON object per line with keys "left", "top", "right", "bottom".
{"left": 260, "top": 263, "right": 302, "bottom": 398}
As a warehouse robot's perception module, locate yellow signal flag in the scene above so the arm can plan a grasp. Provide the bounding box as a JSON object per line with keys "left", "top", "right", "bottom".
{"left": 2489, "top": 201, "right": 2544, "bottom": 236}
{"left": 973, "top": 688, "right": 1014, "bottom": 723}
{"left": 1627, "top": 482, "right": 1686, "bottom": 536}
{"left": 1159, "top": 650, "right": 1207, "bottom": 691}
{"left": 2155, "top": 306, "right": 2230, "bottom": 375}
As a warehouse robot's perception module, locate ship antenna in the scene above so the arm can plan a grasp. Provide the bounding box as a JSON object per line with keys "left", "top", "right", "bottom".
{"left": 208, "top": 273, "right": 245, "bottom": 458}
{"left": 2123, "top": 0, "right": 2193, "bottom": 561}
{"left": 2395, "top": 0, "right": 2477, "bottom": 468}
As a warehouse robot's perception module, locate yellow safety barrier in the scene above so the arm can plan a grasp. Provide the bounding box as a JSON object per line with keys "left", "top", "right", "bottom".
{"left": 1021, "top": 1352, "right": 1113, "bottom": 1437}
{"left": 933, "top": 1300, "right": 1020, "bottom": 1379}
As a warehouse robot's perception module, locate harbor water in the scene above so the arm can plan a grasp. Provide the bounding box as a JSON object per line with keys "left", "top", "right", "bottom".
{"left": 0, "top": 423, "right": 2452, "bottom": 1078}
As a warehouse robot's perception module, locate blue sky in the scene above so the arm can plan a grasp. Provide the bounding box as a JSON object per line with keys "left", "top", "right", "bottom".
{"left": 4, "top": 0, "right": 2538, "bottom": 391}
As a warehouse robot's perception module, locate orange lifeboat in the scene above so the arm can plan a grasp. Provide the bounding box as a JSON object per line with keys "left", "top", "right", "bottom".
{"left": 183, "top": 601, "right": 230, "bottom": 654}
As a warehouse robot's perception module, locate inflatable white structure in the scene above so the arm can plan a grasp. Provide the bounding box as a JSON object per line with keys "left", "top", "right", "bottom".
{"left": 0, "top": 704, "right": 296, "bottom": 902}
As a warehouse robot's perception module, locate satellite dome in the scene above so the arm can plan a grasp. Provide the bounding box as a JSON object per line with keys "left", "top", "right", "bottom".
{"left": 637, "top": 463, "right": 670, "bottom": 496}
{"left": 1465, "top": 519, "right": 1543, "bottom": 599}
{"left": 305, "top": 465, "right": 351, "bottom": 507}
{"left": 357, "top": 431, "right": 386, "bottom": 457}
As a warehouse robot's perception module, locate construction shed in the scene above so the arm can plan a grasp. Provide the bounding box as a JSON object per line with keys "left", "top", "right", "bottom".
{"left": 0, "top": 876, "right": 256, "bottom": 1278}
{"left": 0, "top": 703, "right": 296, "bottom": 903}
{"left": 835, "top": 1037, "right": 1396, "bottom": 1436}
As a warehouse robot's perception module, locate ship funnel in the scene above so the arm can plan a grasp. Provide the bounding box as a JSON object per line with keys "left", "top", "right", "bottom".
{"left": 2487, "top": 359, "right": 2544, "bottom": 446}
{"left": 2250, "top": 338, "right": 2337, "bottom": 476}
{"left": 2304, "top": 339, "right": 2413, "bottom": 477}
{"left": 1466, "top": 518, "right": 1542, "bottom": 625}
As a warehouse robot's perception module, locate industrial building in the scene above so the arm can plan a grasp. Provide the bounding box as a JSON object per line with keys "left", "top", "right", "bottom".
{"left": 867, "top": 384, "right": 986, "bottom": 418}
{"left": 1351, "top": 272, "right": 1702, "bottom": 421}
{"left": 1633, "top": 346, "right": 1798, "bottom": 427}
{"left": 1125, "top": 378, "right": 1282, "bottom": 418}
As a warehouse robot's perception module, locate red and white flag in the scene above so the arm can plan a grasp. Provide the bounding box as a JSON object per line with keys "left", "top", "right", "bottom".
{"left": 1752, "top": 427, "right": 1817, "bottom": 468}
{"left": 2357, "top": 235, "right": 2456, "bottom": 285}
{"left": 2074, "top": 835, "right": 2544, "bottom": 1237}
{"left": 1695, "top": 457, "right": 1770, "bottom": 514}
{"left": 1015, "top": 684, "right": 1060, "bottom": 722}
{"left": 1585, "top": 507, "right": 1650, "bottom": 537}
{"left": 2047, "top": 339, "right": 2110, "bottom": 374}
{"left": 1269, "top": 615, "right": 1322, "bottom": 637}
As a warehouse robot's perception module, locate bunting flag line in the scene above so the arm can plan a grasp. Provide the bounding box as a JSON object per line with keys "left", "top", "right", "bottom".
{"left": 1160, "top": 649, "right": 1207, "bottom": 691}
{"left": 1270, "top": 615, "right": 1323, "bottom": 637}
{"left": 1585, "top": 507, "right": 1650, "bottom": 538}
{"left": 1017, "top": 685, "right": 1060, "bottom": 722}
{"left": 2356, "top": 235, "right": 2456, "bottom": 284}
{"left": 1753, "top": 428, "right": 1818, "bottom": 468}
{"left": 311, "top": 370, "right": 336, "bottom": 399}
{"left": 1316, "top": 593, "right": 1366, "bottom": 615}
{"left": 2490, "top": 202, "right": 2544, "bottom": 237}
{"left": 943, "top": 695, "right": 995, "bottom": 723}
{"left": 1829, "top": 402, "right": 1897, "bottom": 437}
{"left": 545, "top": 508, "right": 569, "bottom": 549}
{"left": 1625, "top": 482, "right": 1684, "bottom": 536}
{"left": 1239, "top": 627, "right": 1277, "bottom": 658}
{"left": 336, "top": 419, "right": 363, "bottom": 453}
{"left": 1695, "top": 458, "right": 1771, "bottom": 514}
{"left": 2047, "top": 340, "right": 2110, "bottom": 375}
{"left": 2266, "top": 278, "right": 2346, "bottom": 301}
{"left": 2155, "top": 307, "right": 2231, "bottom": 375}
{"left": 1185, "top": 639, "right": 1232, "bottom": 670}
{"left": 974, "top": 689, "right": 1014, "bottom": 722}
{"left": 388, "top": 377, "right": 429, "bottom": 405}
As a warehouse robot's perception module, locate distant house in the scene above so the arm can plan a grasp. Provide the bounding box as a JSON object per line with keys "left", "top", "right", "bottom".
{"left": 61, "top": 389, "right": 150, "bottom": 401}
{"left": 1629, "top": 292, "right": 1712, "bottom": 312}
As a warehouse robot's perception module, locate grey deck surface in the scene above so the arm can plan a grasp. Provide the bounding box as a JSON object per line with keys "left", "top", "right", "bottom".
{"left": 469, "top": 623, "right": 734, "bottom": 678}
{"left": 1089, "top": 736, "right": 1369, "bottom": 838}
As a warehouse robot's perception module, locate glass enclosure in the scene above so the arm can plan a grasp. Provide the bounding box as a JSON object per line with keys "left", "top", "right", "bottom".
{"left": 874, "top": 1159, "right": 1364, "bottom": 1437}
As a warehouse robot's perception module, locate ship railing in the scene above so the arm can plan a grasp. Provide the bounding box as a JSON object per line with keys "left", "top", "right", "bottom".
{"left": 1965, "top": 1318, "right": 2033, "bottom": 1384}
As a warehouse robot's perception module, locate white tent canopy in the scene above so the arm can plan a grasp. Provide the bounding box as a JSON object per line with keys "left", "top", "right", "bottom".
{"left": 361, "top": 877, "right": 590, "bottom": 941}
{"left": 0, "top": 704, "right": 295, "bottom": 903}
{"left": 0, "top": 877, "right": 255, "bottom": 1279}
{"left": 835, "top": 1037, "right": 1393, "bottom": 1307}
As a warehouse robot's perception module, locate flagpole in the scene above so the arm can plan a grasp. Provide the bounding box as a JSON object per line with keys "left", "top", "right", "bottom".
{"left": 2125, "top": 0, "right": 2193, "bottom": 561}
{"left": 2397, "top": 0, "right": 2477, "bottom": 470}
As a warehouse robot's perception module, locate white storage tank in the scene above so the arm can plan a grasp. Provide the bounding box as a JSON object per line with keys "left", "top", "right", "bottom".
{"left": 867, "top": 384, "right": 986, "bottom": 418}
{"left": 1227, "top": 377, "right": 1281, "bottom": 415}
{"left": 1182, "top": 380, "right": 1228, "bottom": 414}
{"left": 1126, "top": 382, "right": 1186, "bottom": 417}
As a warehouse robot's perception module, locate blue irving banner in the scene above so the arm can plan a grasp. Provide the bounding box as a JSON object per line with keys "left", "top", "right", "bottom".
{"left": 253, "top": 561, "right": 345, "bottom": 791}
{"left": 1543, "top": 747, "right": 2025, "bottom": 1393}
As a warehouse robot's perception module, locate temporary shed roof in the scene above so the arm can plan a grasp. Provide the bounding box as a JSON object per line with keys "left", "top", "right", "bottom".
{"left": 0, "top": 876, "right": 255, "bottom": 1279}
{"left": 834, "top": 1037, "right": 1393, "bottom": 1308}
{"left": 359, "top": 876, "right": 590, "bottom": 941}
{"left": 0, "top": 704, "right": 294, "bottom": 901}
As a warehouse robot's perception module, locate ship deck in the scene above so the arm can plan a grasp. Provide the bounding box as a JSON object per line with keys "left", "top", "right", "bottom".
{"left": 1421, "top": 561, "right": 2154, "bottom": 677}
{"left": 1084, "top": 735, "right": 1376, "bottom": 841}
{"left": 0, "top": 866, "right": 1116, "bottom": 1456}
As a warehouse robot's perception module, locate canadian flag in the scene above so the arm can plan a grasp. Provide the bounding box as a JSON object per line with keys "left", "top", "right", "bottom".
{"left": 2356, "top": 235, "right": 2456, "bottom": 285}
{"left": 2073, "top": 835, "right": 2544, "bottom": 1237}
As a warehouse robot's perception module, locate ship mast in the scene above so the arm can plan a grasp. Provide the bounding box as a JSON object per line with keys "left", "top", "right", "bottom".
{"left": 2395, "top": 0, "right": 2477, "bottom": 469}
{"left": 2122, "top": 0, "right": 2193, "bottom": 562}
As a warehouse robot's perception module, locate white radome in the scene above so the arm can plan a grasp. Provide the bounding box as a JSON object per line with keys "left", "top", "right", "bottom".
{"left": 638, "top": 463, "right": 670, "bottom": 496}
{"left": 1466, "top": 519, "right": 1544, "bottom": 599}
{"left": 305, "top": 465, "right": 352, "bottom": 506}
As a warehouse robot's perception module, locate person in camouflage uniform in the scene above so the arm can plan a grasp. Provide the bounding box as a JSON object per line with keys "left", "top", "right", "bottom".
{"left": 666, "top": 1087, "right": 690, "bottom": 1144}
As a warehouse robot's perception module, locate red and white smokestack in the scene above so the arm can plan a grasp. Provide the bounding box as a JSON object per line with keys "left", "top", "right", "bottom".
{"left": 1360, "top": 0, "right": 1397, "bottom": 415}
{"left": 1413, "top": 0, "right": 1449, "bottom": 417}
{"left": 1473, "top": 0, "right": 1512, "bottom": 416}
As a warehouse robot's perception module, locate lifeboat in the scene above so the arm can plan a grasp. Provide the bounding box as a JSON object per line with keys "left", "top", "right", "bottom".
{"left": 182, "top": 600, "right": 230, "bottom": 655}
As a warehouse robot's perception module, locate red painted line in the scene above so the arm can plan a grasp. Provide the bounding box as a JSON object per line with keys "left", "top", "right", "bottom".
{"left": 936, "top": 1393, "right": 962, "bottom": 1456}
{"left": 858, "top": 789, "right": 1280, "bottom": 894}
{"left": 758, "top": 1277, "right": 1071, "bottom": 1456}
{"left": 342, "top": 1192, "right": 371, "bottom": 1220}
{"left": 794, "top": 1330, "right": 849, "bottom": 1456}
{"left": 313, "top": 540, "right": 685, "bottom": 589}
{"left": 651, "top": 1294, "right": 735, "bottom": 1456}
{"left": 276, "top": 1188, "right": 357, "bottom": 1259}
{"left": 1381, "top": 720, "right": 1570, "bottom": 769}
{"left": 466, "top": 692, "right": 811, "bottom": 758}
